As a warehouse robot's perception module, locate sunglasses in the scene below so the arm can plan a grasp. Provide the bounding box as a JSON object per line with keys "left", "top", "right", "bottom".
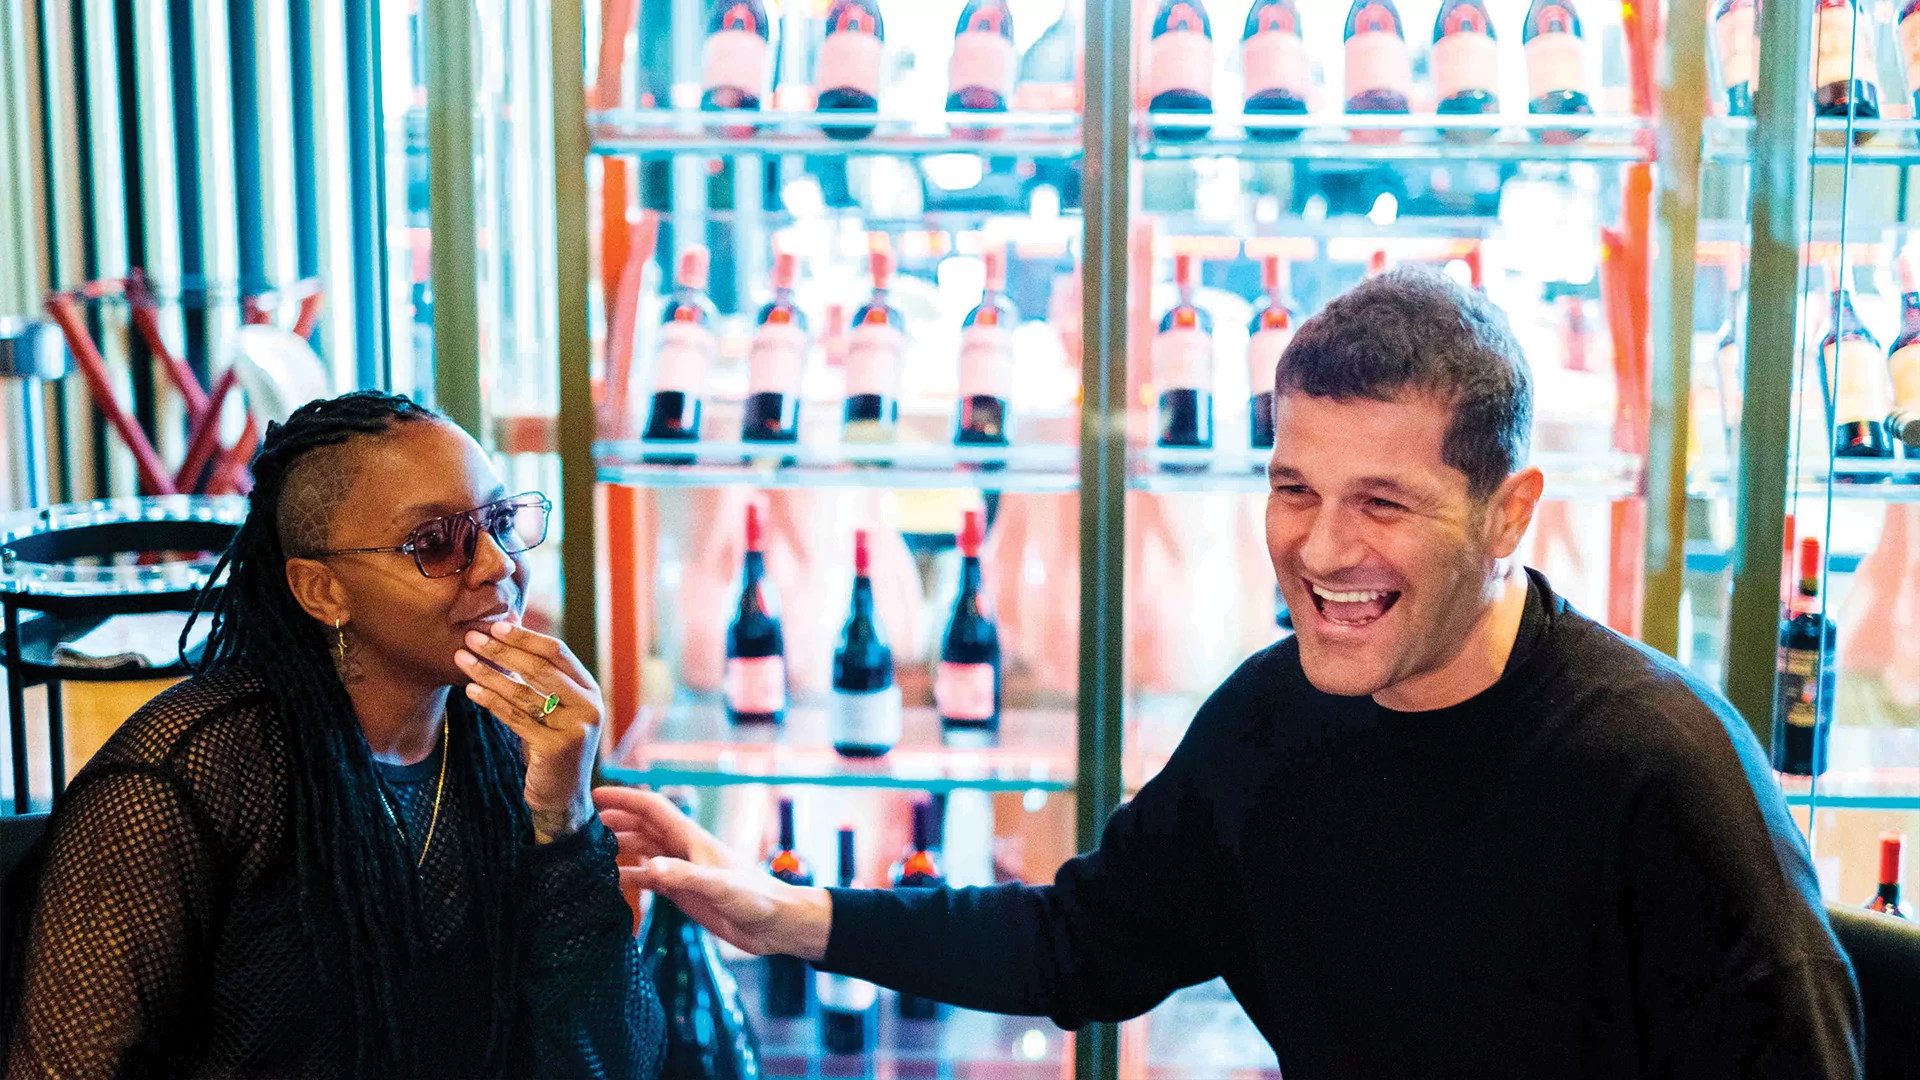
{"left": 313, "top": 492, "right": 552, "bottom": 578}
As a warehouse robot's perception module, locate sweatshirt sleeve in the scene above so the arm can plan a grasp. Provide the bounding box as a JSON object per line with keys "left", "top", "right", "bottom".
{"left": 517, "top": 815, "right": 665, "bottom": 1079}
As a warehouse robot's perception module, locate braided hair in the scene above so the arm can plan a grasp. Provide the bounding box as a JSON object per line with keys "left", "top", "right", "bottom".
{"left": 184, "top": 391, "right": 530, "bottom": 1078}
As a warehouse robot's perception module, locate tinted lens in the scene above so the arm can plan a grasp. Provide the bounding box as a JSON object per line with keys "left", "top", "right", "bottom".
{"left": 411, "top": 514, "right": 479, "bottom": 577}
{"left": 493, "top": 497, "right": 549, "bottom": 554}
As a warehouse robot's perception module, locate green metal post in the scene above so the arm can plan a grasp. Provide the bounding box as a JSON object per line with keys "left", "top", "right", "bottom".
{"left": 550, "top": 0, "right": 598, "bottom": 674}
{"left": 426, "top": 0, "right": 481, "bottom": 438}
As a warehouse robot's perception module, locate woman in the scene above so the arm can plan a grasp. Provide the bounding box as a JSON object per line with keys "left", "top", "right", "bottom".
{"left": 2, "top": 392, "right": 664, "bottom": 1078}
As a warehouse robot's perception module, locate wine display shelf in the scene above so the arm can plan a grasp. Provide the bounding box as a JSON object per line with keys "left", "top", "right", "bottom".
{"left": 590, "top": 108, "right": 1081, "bottom": 159}
{"left": 1779, "top": 770, "right": 1920, "bottom": 812}
{"left": 1705, "top": 117, "right": 1920, "bottom": 167}
{"left": 1689, "top": 459, "right": 1920, "bottom": 503}
{"left": 1136, "top": 112, "right": 1650, "bottom": 164}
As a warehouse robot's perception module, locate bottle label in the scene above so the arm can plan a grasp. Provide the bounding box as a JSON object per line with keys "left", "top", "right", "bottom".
{"left": 1152, "top": 325, "right": 1213, "bottom": 392}
{"left": 1892, "top": 342, "right": 1920, "bottom": 410}
{"left": 949, "top": 30, "right": 1017, "bottom": 96}
{"left": 748, "top": 322, "right": 808, "bottom": 395}
{"left": 725, "top": 655, "right": 787, "bottom": 713}
{"left": 1344, "top": 32, "right": 1412, "bottom": 101}
{"left": 701, "top": 28, "right": 769, "bottom": 94}
{"left": 958, "top": 324, "right": 1013, "bottom": 399}
{"left": 1248, "top": 325, "right": 1290, "bottom": 396}
{"left": 1902, "top": 14, "right": 1920, "bottom": 98}
{"left": 653, "top": 322, "right": 716, "bottom": 394}
{"left": 1434, "top": 32, "right": 1499, "bottom": 101}
{"left": 934, "top": 661, "right": 997, "bottom": 721}
{"left": 1014, "top": 81, "right": 1079, "bottom": 111}
{"left": 1147, "top": 30, "right": 1213, "bottom": 99}
{"left": 1814, "top": 6, "right": 1878, "bottom": 92}
{"left": 830, "top": 685, "right": 902, "bottom": 748}
{"left": 1827, "top": 338, "right": 1891, "bottom": 423}
{"left": 1716, "top": 4, "right": 1757, "bottom": 91}
{"left": 1241, "top": 31, "right": 1308, "bottom": 98}
{"left": 1525, "top": 32, "right": 1588, "bottom": 97}
{"left": 1776, "top": 647, "right": 1826, "bottom": 728}
{"left": 820, "top": 32, "right": 883, "bottom": 98}
{"left": 845, "top": 323, "right": 905, "bottom": 397}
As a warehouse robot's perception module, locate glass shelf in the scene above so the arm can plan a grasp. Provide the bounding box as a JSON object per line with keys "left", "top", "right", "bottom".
{"left": 595, "top": 440, "right": 1079, "bottom": 493}
{"left": 601, "top": 703, "right": 1075, "bottom": 793}
{"left": 1135, "top": 112, "right": 1650, "bottom": 164}
{"left": 1781, "top": 771, "right": 1920, "bottom": 812}
{"left": 1705, "top": 117, "right": 1920, "bottom": 166}
{"left": 589, "top": 108, "right": 1081, "bottom": 160}
{"left": 1132, "top": 449, "right": 1642, "bottom": 500}
{"left": 1691, "top": 458, "right": 1920, "bottom": 503}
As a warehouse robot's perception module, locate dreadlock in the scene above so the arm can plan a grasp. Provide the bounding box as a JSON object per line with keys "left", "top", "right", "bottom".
{"left": 183, "top": 390, "right": 530, "bottom": 1078}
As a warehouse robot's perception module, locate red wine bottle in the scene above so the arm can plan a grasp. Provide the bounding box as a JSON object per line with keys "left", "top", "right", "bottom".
{"left": 1433, "top": 0, "right": 1499, "bottom": 141}
{"left": 642, "top": 247, "right": 717, "bottom": 459}
{"left": 1868, "top": 833, "right": 1911, "bottom": 919}
{"left": 1247, "top": 254, "right": 1291, "bottom": 451}
{"left": 1773, "top": 537, "right": 1836, "bottom": 777}
{"left": 956, "top": 247, "right": 1016, "bottom": 447}
{"left": 844, "top": 242, "right": 905, "bottom": 444}
{"left": 1889, "top": 253, "right": 1920, "bottom": 457}
{"left": 1524, "top": 0, "right": 1593, "bottom": 142}
{"left": 641, "top": 799, "right": 764, "bottom": 1078}
{"left": 1714, "top": 0, "right": 1757, "bottom": 117}
{"left": 947, "top": 0, "right": 1016, "bottom": 113}
{"left": 817, "top": 0, "right": 884, "bottom": 139}
{"left": 1814, "top": 0, "right": 1879, "bottom": 133}
{"left": 1343, "top": 1, "right": 1412, "bottom": 116}
{"left": 1822, "top": 274, "right": 1894, "bottom": 464}
{"left": 764, "top": 797, "right": 814, "bottom": 1017}
{"left": 701, "top": 0, "right": 773, "bottom": 112}
{"left": 891, "top": 801, "right": 947, "bottom": 1019}
{"left": 726, "top": 503, "right": 787, "bottom": 725}
{"left": 1154, "top": 253, "right": 1214, "bottom": 450}
{"left": 743, "top": 252, "right": 807, "bottom": 445}
{"left": 818, "top": 828, "right": 877, "bottom": 1054}
{"left": 936, "top": 509, "right": 1001, "bottom": 729}
{"left": 1240, "top": 0, "right": 1307, "bottom": 142}
{"left": 1146, "top": 0, "right": 1214, "bottom": 142}
{"left": 831, "top": 530, "right": 901, "bottom": 757}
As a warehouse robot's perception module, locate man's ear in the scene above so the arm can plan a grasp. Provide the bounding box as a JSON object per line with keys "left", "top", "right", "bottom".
{"left": 284, "top": 556, "right": 351, "bottom": 628}
{"left": 1484, "top": 466, "right": 1545, "bottom": 560}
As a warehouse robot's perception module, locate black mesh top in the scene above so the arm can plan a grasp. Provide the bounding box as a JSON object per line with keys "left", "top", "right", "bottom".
{"left": 2, "top": 668, "right": 664, "bottom": 1079}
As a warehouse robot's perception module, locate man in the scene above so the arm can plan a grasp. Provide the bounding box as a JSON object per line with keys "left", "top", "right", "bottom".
{"left": 596, "top": 269, "right": 1863, "bottom": 1077}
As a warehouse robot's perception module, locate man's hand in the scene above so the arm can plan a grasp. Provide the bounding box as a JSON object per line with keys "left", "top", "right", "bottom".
{"left": 593, "top": 787, "right": 834, "bottom": 961}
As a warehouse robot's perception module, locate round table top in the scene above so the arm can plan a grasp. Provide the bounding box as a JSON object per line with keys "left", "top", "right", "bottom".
{"left": 0, "top": 495, "right": 244, "bottom": 600}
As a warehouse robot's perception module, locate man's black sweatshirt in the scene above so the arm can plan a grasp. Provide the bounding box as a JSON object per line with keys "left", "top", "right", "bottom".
{"left": 819, "top": 571, "right": 1863, "bottom": 1078}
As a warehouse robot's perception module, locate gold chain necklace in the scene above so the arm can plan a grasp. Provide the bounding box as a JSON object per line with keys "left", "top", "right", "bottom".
{"left": 375, "top": 718, "right": 450, "bottom": 870}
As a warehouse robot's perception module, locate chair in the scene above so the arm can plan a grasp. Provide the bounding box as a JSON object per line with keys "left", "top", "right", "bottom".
{"left": 1827, "top": 902, "right": 1920, "bottom": 1080}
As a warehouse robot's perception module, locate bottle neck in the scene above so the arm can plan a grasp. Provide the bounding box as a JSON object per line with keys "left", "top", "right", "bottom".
{"left": 1876, "top": 881, "right": 1901, "bottom": 905}
{"left": 957, "top": 555, "right": 983, "bottom": 599}
{"left": 778, "top": 806, "right": 796, "bottom": 850}
{"left": 743, "top": 549, "right": 767, "bottom": 584}
{"left": 849, "top": 575, "right": 875, "bottom": 618}
{"left": 1791, "top": 579, "right": 1823, "bottom": 618}
{"left": 1901, "top": 292, "right": 1920, "bottom": 336}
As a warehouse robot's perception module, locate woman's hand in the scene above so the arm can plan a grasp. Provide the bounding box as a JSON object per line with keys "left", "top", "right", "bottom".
{"left": 457, "top": 621, "right": 602, "bottom": 843}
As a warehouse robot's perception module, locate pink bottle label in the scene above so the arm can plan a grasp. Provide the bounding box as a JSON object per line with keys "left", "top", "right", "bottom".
{"left": 934, "top": 662, "right": 996, "bottom": 721}
{"left": 1525, "top": 32, "right": 1588, "bottom": 97}
{"left": 1716, "top": 6, "right": 1757, "bottom": 90}
{"left": 830, "top": 686, "right": 902, "bottom": 747}
{"left": 958, "top": 324, "right": 1013, "bottom": 399}
{"left": 1147, "top": 30, "right": 1213, "bottom": 99}
{"left": 725, "top": 655, "right": 787, "bottom": 713}
{"left": 1241, "top": 31, "right": 1308, "bottom": 98}
{"left": 1344, "top": 32, "right": 1412, "bottom": 101}
{"left": 949, "top": 30, "right": 1017, "bottom": 96}
{"left": 844, "top": 323, "right": 904, "bottom": 396}
{"left": 702, "top": 29, "right": 770, "bottom": 94}
{"left": 1014, "top": 81, "right": 1078, "bottom": 110}
{"left": 748, "top": 323, "right": 808, "bottom": 395}
{"left": 1248, "top": 326, "right": 1290, "bottom": 396}
{"left": 1152, "top": 326, "right": 1213, "bottom": 392}
{"left": 1814, "top": 7, "right": 1878, "bottom": 91}
{"left": 653, "top": 323, "right": 715, "bottom": 394}
{"left": 1890, "top": 342, "right": 1920, "bottom": 409}
{"left": 1829, "top": 338, "right": 1892, "bottom": 423}
{"left": 820, "top": 32, "right": 883, "bottom": 98}
{"left": 1433, "top": 32, "right": 1499, "bottom": 100}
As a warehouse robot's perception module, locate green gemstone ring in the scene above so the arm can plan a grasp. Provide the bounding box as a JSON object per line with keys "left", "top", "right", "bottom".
{"left": 540, "top": 692, "right": 561, "bottom": 716}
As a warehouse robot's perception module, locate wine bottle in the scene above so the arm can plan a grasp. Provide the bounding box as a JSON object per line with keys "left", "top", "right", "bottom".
{"left": 1814, "top": 0, "right": 1879, "bottom": 141}
{"left": 1154, "top": 253, "right": 1214, "bottom": 450}
{"left": 1523, "top": 0, "right": 1593, "bottom": 142}
{"left": 764, "top": 797, "right": 814, "bottom": 1017}
{"left": 947, "top": 0, "right": 1016, "bottom": 114}
{"left": 1433, "top": 0, "right": 1499, "bottom": 142}
{"left": 818, "top": 828, "right": 878, "bottom": 1054}
{"left": 1015, "top": 3, "right": 1080, "bottom": 112}
{"left": 936, "top": 509, "right": 1001, "bottom": 729}
{"left": 830, "top": 530, "right": 902, "bottom": 757}
{"left": 1247, "top": 254, "right": 1292, "bottom": 451}
{"left": 1773, "top": 537, "right": 1836, "bottom": 777}
{"left": 642, "top": 247, "right": 718, "bottom": 461}
{"left": 1343, "top": 0, "right": 1412, "bottom": 128}
{"left": 1821, "top": 273, "right": 1894, "bottom": 466}
{"left": 956, "top": 247, "right": 1017, "bottom": 448}
{"left": 640, "top": 801, "right": 764, "bottom": 1079}
{"left": 1240, "top": 0, "right": 1308, "bottom": 143}
{"left": 726, "top": 503, "right": 787, "bottom": 725}
{"left": 701, "top": 0, "right": 773, "bottom": 112}
{"left": 1868, "top": 833, "right": 1911, "bottom": 919}
{"left": 1889, "top": 253, "right": 1920, "bottom": 459}
{"left": 742, "top": 252, "right": 808, "bottom": 446}
{"left": 843, "top": 241, "right": 906, "bottom": 445}
{"left": 1145, "top": 0, "right": 1214, "bottom": 142}
{"left": 1714, "top": 0, "right": 1757, "bottom": 116}
{"left": 817, "top": 0, "right": 884, "bottom": 140}
{"left": 891, "top": 802, "right": 947, "bottom": 1020}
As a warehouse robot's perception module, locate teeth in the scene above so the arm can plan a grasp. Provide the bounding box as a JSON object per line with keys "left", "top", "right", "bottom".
{"left": 1311, "top": 584, "right": 1389, "bottom": 604}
